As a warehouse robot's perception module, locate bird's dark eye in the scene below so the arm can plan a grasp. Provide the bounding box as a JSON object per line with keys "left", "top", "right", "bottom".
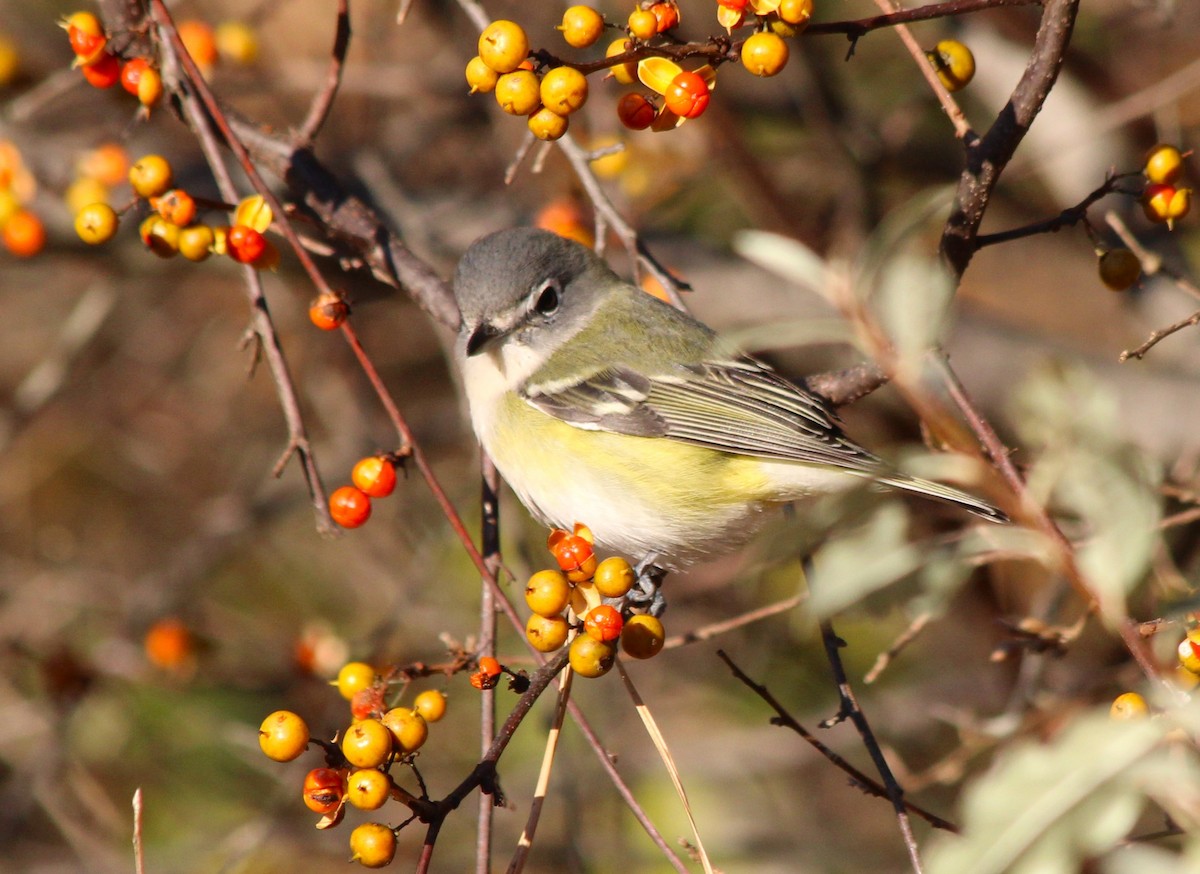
{"left": 533, "top": 281, "right": 561, "bottom": 315}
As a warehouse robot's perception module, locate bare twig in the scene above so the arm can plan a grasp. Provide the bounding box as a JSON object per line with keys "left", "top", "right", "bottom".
{"left": 664, "top": 593, "right": 805, "bottom": 650}
{"left": 297, "top": 0, "right": 350, "bottom": 144}
{"left": 973, "top": 172, "right": 1142, "bottom": 249}
{"left": 132, "top": 788, "right": 145, "bottom": 874}
{"left": 864, "top": 613, "right": 932, "bottom": 684}
{"left": 717, "top": 650, "right": 958, "bottom": 833}
{"left": 818, "top": 620, "right": 925, "bottom": 873}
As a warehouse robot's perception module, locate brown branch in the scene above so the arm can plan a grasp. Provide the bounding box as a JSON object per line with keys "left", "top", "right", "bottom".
{"left": 941, "top": 0, "right": 1081, "bottom": 277}
{"left": 818, "top": 620, "right": 925, "bottom": 873}
{"left": 297, "top": 0, "right": 350, "bottom": 144}
{"left": 808, "top": 0, "right": 1043, "bottom": 40}
{"left": 973, "top": 172, "right": 1142, "bottom": 249}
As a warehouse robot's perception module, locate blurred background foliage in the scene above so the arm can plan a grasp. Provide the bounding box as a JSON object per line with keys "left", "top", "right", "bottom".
{"left": 2, "top": 0, "right": 1200, "bottom": 872}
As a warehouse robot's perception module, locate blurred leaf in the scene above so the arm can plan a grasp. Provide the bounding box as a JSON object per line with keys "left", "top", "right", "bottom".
{"left": 806, "top": 503, "right": 921, "bottom": 616}
{"left": 871, "top": 253, "right": 955, "bottom": 378}
{"left": 858, "top": 185, "right": 957, "bottom": 280}
{"left": 1011, "top": 361, "right": 1162, "bottom": 625}
{"left": 732, "top": 230, "right": 831, "bottom": 302}
{"left": 726, "top": 317, "right": 853, "bottom": 354}
{"left": 926, "top": 710, "right": 1173, "bottom": 874}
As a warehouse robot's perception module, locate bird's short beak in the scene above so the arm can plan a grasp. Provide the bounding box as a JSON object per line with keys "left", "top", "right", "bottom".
{"left": 465, "top": 322, "right": 505, "bottom": 357}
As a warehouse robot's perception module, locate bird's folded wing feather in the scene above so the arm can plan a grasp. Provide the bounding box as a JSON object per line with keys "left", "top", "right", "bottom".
{"left": 522, "top": 359, "right": 883, "bottom": 471}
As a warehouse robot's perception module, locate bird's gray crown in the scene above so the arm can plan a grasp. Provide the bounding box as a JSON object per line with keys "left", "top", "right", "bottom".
{"left": 452, "top": 227, "right": 599, "bottom": 330}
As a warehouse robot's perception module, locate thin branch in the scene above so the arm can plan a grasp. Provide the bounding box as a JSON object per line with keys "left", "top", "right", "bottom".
{"left": 717, "top": 650, "right": 958, "bottom": 833}
{"left": 131, "top": 788, "right": 145, "bottom": 874}
{"left": 818, "top": 620, "right": 925, "bottom": 873}
{"left": 664, "top": 593, "right": 805, "bottom": 650}
{"left": 973, "top": 172, "right": 1142, "bottom": 249}
{"left": 477, "top": 457, "right": 502, "bottom": 874}
{"left": 864, "top": 613, "right": 931, "bottom": 684}
{"left": 808, "top": 0, "right": 1043, "bottom": 40}
{"left": 297, "top": 0, "right": 350, "bottom": 144}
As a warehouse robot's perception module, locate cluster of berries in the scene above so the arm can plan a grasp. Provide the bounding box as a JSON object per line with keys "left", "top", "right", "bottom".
{"left": 328, "top": 456, "right": 401, "bottom": 529}
{"left": 258, "top": 662, "right": 449, "bottom": 868}
{"left": 62, "top": 11, "right": 163, "bottom": 109}
{"left": 465, "top": 1, "right": 812, "bottom": 142}
{"left": 72, "top": 150, "right": 279, "bottom": 269}
{"left": 1097, "top": 144, "right": 1192, "bottom": 292}
{"left": 521, "top": 525, "right": 665, "bottom": 679}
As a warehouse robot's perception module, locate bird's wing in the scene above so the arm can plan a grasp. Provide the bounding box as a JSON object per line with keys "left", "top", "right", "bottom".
{"left": 522, "top": 357, "right": 882, "bottom": 471}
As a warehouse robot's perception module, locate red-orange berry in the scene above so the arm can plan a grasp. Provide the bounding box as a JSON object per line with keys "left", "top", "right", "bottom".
{"left": 64, "top": 12, "right": 107, "bottom": 64}
{"left": 650, "top": 2, "right": 680, "bottom": 33}
{"left": 303, "top": 767, "right": 346, "bottom": 814}
{"left": 329, "top": 486, "right": 372, "bottom": 528}
{"left": 120, "top": 57, "right": 151, "bottom": 95}
{"left": 664, "top": 71, "right": 710, "bottom": 118}
{"left": 617, "top": 93, "right": 656, "bottom": 130}
{"left": 3, "top": 210, "right": 46, "bottom": 258}
{"left": 178, "top": 19, "right": 219, "bottom": 70}
{"left": 153, "top": 189, "right": 197, "bottom": 227}
{"left": 81, "top": 52, "right": 121, "bottom": 89}
{"left": 584, "top": 604, "right": 624, "bottom": 642}
{"left": 227, "top": 224, "right": 266, "bottom": 263}
{"left": 309, "top": 291, "right": 349, "bottom": 330}
{"left": 351, "top": 456, "right": 397, "bottom": 498}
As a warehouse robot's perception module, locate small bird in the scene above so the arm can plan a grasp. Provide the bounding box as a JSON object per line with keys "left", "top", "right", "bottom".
{"left": 453, "top": 227, "right": 1004, "bottom": 571}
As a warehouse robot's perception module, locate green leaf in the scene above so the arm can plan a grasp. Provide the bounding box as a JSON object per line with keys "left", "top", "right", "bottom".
{"left": 926, "top": 710, "right": 1173, "bottom": 874}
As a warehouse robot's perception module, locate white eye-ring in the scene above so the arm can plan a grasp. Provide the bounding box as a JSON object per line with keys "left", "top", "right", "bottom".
{"left": 531, "top": 279, "right": 561, "bottom": 315}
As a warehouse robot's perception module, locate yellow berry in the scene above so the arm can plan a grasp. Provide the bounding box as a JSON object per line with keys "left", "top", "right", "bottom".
{"left": 258, "top": 710, "right": 310, "bottom": 761}
{"left": 215, "top": 20, "right": 259, "bottom": 66}
{"left": 1109, "top": 692, "right": 1149, "bottom": 721}
{"left": 128, "top": 154, "right": 173, "bottom": 199}
{"left": 741, "top": 31, "right": 789, "bottom": 77}
{"left": 381, "top": 706, "right": 428, "bottom": 754}
{"left": 178, "top": 224, "right": 215, "bottom": 262}
{"left": 341, "top": 718, "right": 393, "bottom": 768}
{"left": 568, "top": 634, "right": 616, "bottom": 678}
{"left": 540, "top": 66, "right": 589, "bottom": 115}
{"left": 621, "top": 614, "right": 665, "bottom": 659}
{"left": 65, "top": 176, "right": 109, "bottom": 216}
{"left": 478, "top": 20, "right": 529, "bottom": 74}
{"left": 777, "top": 0, "right": 814, "bottom": 27}
{"left": 605, "top": 38, "right": 637, "bottom": 85}
{"left": 74, "top": 202, "right": 118, "bottom": 245}
{"left": 413, "top": 689, "right": 447, "bottom": 723}
{"left": 494, "top": 69, "right": 541, "bottom": 115}
{"left": 560, "top": 6, "right": 605, "bottom": 49}
{"left": 525, "top": 569, "right": 572, "bottom": 617}
{"left": 526, "top": 613, "right": 571, "bottom": 652}
{"left": 928, "top": 39, "right": 975, "bottom": 92}
{"left": 593, "top": 556, "right": 636, "bottom": 598}
{"left": 346, "top": 768, "right": 392, "bottom": 810}
{"left": 529, "top": 107, "right": 569, "bottom": 141}
{"left": 465, "top": 55, "right": 499, "bottom": 94}
{"left": 627, "top": 9, "right": 658, "bottom": 41}
{"left": 1179, "top": 636, "right": 1200, "bottom": 674}
{"left": 1144, "top": 144, "right": 1185, "bottom": 185}
{"left": 335, "top": 661, "right": 377, "bottom": 700}
{"left": 349, "top": 822, "right": 397, "bottom": 869}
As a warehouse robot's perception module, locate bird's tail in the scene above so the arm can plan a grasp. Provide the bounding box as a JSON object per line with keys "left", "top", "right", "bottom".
{"left": 877, "top": 474, "right": 1008, "bottom": 523}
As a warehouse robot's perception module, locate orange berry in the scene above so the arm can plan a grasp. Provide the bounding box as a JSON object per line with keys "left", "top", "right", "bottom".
{"left": 309, "top": 291, "right": 349, "bottom": 330}
{"left": 143, "top": 617, "right": 195, "bottom": 670}
{"left": 584, "top": 604, "right": 624, "bottom": 642}
{"left": 330, "top": 485, "right": 371, "bottom": 528}
{"left": 778, "top": 0, "right": 814, "bottom": 27}
{"left": 303, "top": 767, "right": 346, "bottom": 814}
{"left": 1144, "top": 144, "right": 1185, "bottom": 186}
{"left": 465, "top": 55, "right": 500, "bottom": 94}
{"left": 1109, "top": 692, "right": 1149, "bottom": 720}
{"left": 550, "top": 532, "right": 597, "bottom": 582}
{"left": 593, "top": 556, "right": 636, "bottom": 598}
{"left": 568, "top": 634, "right": 616, "bottom": 678}
{"left": 650, "top": 2, "right": 680, "bottom": 33}
{"left": 178, "top": 19, "right": 218, "bottom": 70}
{"left": 663, "top": 71, "right": 710, "bottom": 118}
{"left": 64, "top": 12, "right": 107, "bottom": 64}
{"left": 621, "top": 613, "right": 665, "bottom": 659}
{"left": 138, "top": 215, "right": 179, "bottom": 258}
{"left": 120, "top": 57, "right": 151, "bottom": 95}
{"left": 2, "top": 210, "right": 46, "bottom": 258}
{"left": 351, "top": 456, "right": 397, "bottom": 498}
{"left": 479, "top": 656, "right": 502, "bottom": 677}
{"left": 526, "top": 613, "right": 571, "bottom": 652}
{"left": 77, "top": 143, "right": 129, "bottom": 187}
{"left": 494, "top": 69, "right": 540, "bottom": 116}
{"left": 525, "top": 568, "right": 573, "bottom": 617}
{"left": 381, "top": 706, "right": 428, "bottom": 754}
{"left": 81, "top": 52, "right": 121, "bottom": 89}
{"left": 534, "top": 198, "right": 594, "bottom": 247}
{"left": 153, "top": 189, "right": 197, "bottom": 227}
